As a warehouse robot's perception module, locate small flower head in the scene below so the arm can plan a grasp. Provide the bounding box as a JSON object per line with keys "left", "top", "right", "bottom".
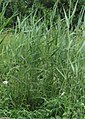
{"left": 3, "top": 81, "right": 8, "bottom": 85}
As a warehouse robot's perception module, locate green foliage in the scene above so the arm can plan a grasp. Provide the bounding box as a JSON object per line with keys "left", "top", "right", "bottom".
{"left": 0, "top": 1, "right": 17, "bottom": 29}
{"left": 0, "top": 2, "right": 85, "bottom": 119}
{"left": 0, "top": 1, "right": 85, "bottom": 119}
{"left": 0, "top": 0, "right": 84, "bottom": 27}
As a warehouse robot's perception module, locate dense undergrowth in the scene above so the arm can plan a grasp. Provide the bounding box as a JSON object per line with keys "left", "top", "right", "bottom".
{"left": 0, "top": 0, "right": 85, "bottom": 27}
{"left": 0, "top": 1, "right": 85, "bottom": 119}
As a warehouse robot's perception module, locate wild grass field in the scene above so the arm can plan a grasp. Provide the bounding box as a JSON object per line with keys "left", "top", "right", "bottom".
{"left": 0, "top": 1, "right": 85, "bottom": 119}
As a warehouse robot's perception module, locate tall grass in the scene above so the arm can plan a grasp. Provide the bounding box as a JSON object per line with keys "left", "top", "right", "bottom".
{"left": 0, "top": 3, "right": 85, "bottom": 118}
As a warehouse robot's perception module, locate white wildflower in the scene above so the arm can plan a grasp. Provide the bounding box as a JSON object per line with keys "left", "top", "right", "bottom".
{"left": 3, "top": 81, "right": 8, "bottom": 85}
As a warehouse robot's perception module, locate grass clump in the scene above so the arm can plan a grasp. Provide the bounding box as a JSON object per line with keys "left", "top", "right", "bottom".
{"left": 0, "top": 3, "right": 85, "bottom": 119}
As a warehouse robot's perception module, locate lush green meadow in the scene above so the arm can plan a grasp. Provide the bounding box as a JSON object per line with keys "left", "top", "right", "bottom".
{"left": 0, "top": 1, "right": 85, "bottom": 119}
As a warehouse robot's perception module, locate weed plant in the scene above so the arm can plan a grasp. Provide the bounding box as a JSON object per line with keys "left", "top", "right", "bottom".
{"left": 0, "top": 2, "right": 85, "bottom": 119}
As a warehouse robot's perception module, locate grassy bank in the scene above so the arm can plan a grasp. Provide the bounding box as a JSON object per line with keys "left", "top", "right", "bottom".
{"left": 0, "top": 5, "right": 85, "bottom": 119}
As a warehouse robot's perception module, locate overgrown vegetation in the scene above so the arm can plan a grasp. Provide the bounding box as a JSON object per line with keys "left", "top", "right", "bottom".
{"left": 0, "top": 0, "right": 85, "bottom": 118}
{"left": 0, "top": 0, "right": 85, "bottom": 26}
